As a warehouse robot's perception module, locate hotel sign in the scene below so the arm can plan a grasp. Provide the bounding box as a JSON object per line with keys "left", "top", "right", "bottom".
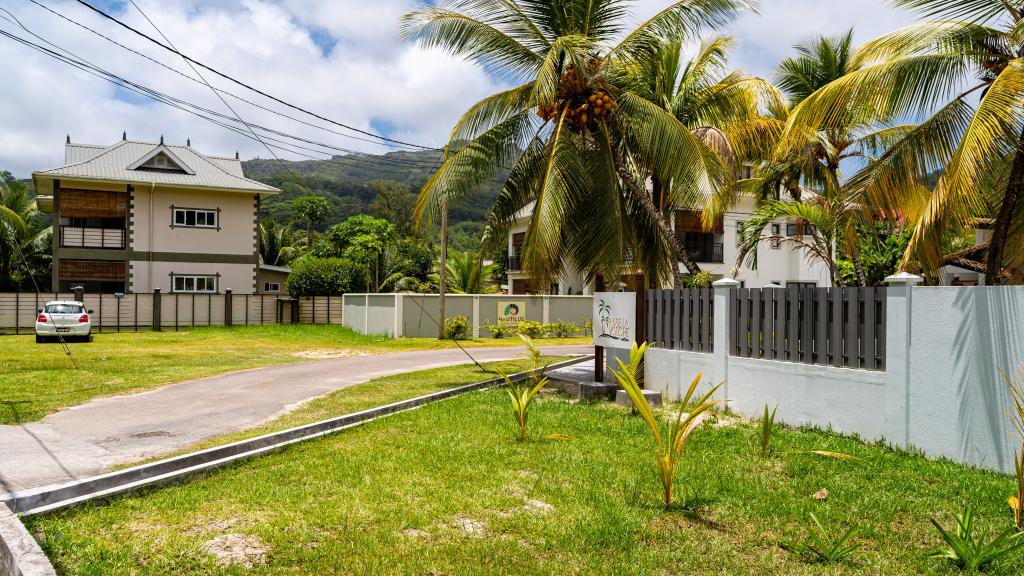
{"left": 593, "top": 292, "right": 635, "bottom": 349}
{"left": 497, "top": 301, "right": 527, "bottom": 326}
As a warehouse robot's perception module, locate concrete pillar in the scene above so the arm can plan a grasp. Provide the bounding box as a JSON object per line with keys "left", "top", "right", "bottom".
{"left": 472, "top": 295, "right": 481, "bottom": 338}
{"left": 224, "top": 289, "right": 233, "bottom": 327}
{"left": 884, "top": 272, "right": 923, "bottom": 449}
{"left": 542, "top": 295, "right": 550, "bottom": 325}
{"left": 152, "top": 288, "right": 162, "bottom": 331}
{"left": 72, "top": 286, "right": 84, "bottom": 303}
{"left": 712, "top": 278, "right": 740, "bottom": 403}
{"left": 393, "top": 294, "right": 403, "bottom": 338}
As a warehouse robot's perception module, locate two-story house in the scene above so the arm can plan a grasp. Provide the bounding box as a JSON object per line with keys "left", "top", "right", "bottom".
{"left": 504, "top": 195, "right": 831, "bottom": 294}
{"left": 32, "top": 136, "right": 280, "bottom": 294}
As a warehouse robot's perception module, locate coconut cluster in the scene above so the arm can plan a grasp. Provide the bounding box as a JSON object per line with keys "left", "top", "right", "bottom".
{"left": 536, "top": 91, "right": 618, "bottom": 132}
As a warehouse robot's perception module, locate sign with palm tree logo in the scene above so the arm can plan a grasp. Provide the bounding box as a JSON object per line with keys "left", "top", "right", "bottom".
{"left": 497, "top": 301, "right": 526, "bottom": 327}
{"left": 593, "top": 292, "right": 635, "bottom": 349}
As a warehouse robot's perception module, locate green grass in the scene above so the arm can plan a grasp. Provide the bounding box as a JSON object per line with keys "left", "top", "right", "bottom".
{"left": 0, "top": 324, "right": 588, "bottom": 424}
{"left": 27, "top": 390, "right": 1022, "bottom": 575}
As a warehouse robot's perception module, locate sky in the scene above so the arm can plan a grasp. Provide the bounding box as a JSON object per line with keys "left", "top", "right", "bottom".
{"left": 0, "top": 0, "right": 918, "bottom": 178}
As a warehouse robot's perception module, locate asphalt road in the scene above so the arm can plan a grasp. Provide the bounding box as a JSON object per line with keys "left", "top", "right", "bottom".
{"left": 0, "top": 345, "right": 589, "bottom": 494}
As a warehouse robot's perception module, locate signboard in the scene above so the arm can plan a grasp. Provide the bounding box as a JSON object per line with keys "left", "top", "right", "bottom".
{"left": 593, "top": 292, "right": 635, "bottom": 349}
{"left": 497, "top": 301, "right": 527, "bottom": 327}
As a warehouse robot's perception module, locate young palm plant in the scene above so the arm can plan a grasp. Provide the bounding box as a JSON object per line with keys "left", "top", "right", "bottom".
{"left": 611, "top": 341, "right": 721, "bottom": 509}
{"left": 930, "top": 508, "right": 1024, "bottom": 571}
{"left": 1008, "top": 366, "right": 1024, "bottom": 530}
{"left": 782, "top": 513, "right": 861, "bottom": 563}
{"left": 759, "top": 403, "right": 778, "bottom": 456}
{"left": 401, "top": 0, "right": 758, "bottom": 287}
{"left": 503, "top": 334, "right": 550, "bottom": 442}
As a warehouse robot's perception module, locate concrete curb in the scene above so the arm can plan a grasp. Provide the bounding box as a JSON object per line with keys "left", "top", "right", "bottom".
{"left": 0, "top": 503, "right": 55, "bottom": 576}
{"left": 1, "top": 356, "right": 591, "bottom": 517}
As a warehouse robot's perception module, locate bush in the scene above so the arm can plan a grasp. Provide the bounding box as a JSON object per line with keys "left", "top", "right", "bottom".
{"left": 582, "top": 319, "right": 594, "bottom": 336}
{"left": 682, "top": 270, "right": 714, "bottom": 288}
{"left": 549, "top": 320, "right": 581, "bottom": 338}
{"left": 516, "top": 320, "right": 546, "bottom": 339}
{"left": 287, "top": 257, "right": 360, "bottom": 296}
{"left": 443, "top": 315, "right": 472, "bottom": 340}
{"left": 484, "top": 321, "right": 513, "bottom": 339}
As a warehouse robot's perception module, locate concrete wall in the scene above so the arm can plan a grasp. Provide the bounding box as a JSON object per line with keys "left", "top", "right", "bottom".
{"left": 644, "top": 278, "right": 1024, "bottom": 473}
{"left": 130, "top": 261, "right": 256, "bottom": 294}
{"left": 342, "top": 294, "right": 593, "bottom": 338}
{"left": 0, "top": 503, "right": 55, "bottom": 576}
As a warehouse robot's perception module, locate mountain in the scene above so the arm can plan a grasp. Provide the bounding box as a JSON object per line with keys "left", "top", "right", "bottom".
{"left": 243, "top": 149, "right": 504, "bottom": 240}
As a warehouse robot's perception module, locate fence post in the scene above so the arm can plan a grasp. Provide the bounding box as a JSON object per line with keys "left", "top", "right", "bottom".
{"left": 884, "top": 272, "right": 922, "bottom": 449}
{"left": 152, "top": 288, "right": 162, "bottom": 331}
{"left": 224, "top": 289, "right": 233, "bottom": 327}
{"left": 712, "top": 279, "right": 740, "bottom": 404}
{"left": 542, "top": 295, "right": 550, "bottom": 325}
{"left": 472, "top": 295, "right": 481, "bottom": 338}
{"left": 394, "top": 294, "right": 403, "bottom": 337}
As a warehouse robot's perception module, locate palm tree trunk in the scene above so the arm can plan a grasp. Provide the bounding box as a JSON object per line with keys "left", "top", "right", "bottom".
{"left": 613, "top": 157, "right": 698, "bottom": 285}
{"left": 985, "top": 130, "right": 1024, "bottom": 284}
{"left": 851, "top": 254, "right": 868, "bottom": 287}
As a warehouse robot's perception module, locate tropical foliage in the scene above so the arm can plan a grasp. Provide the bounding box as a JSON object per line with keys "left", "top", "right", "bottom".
{"left": 432, "top": 250, "right": 496, "bottom": 294}
{"left": 257, "top": 219, "right": 304, "bottom": 266}
{"left": 402, "top": 0, "right": 760, "bottom": 288}
{"left": 929, "top": 508, "right": 1024, "bottom": 570}
{"left": 502, "top": 334, "right": 551, "bottom": 441}
{"left": 0, "top": 175, "right": 50, "bottom": 291}
{"left": 782, "top": 513, "right": 861, "bottom": 564}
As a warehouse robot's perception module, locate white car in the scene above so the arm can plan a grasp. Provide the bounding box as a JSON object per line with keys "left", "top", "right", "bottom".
{"left": 36, "top": 300, "right": 93, "bottom": 343}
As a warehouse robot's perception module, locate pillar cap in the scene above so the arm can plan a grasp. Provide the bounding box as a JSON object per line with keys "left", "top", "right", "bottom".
{"left": 763, "top": 283, "right": 784, "bottom": 289}
{"left": 712, "top": 278, "right": 741, "bottom": 288}
{"left": 884, "top": 272, "right": 924, "bottom": 285}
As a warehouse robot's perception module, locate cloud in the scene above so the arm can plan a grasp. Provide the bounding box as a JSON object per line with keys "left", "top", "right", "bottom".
{"left": 0, "top": 0, "right": 917, "bottom": 178}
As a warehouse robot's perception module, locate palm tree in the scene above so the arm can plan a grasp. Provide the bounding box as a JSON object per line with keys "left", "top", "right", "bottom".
{"left": 0, "top": 179, "right": 51, "bottom": 291}
{"left": 430, "top": 251, "right": 497, "bottom": 294}
{"left": 401, "top": 0, "right": 757, "bottom": 289}
{"left": 730, "top": 31, "right": 900, "bottom": 286}
{"left": 258, "top": 219, "right": 303, "bottom": 266}
{"left": 778, "top": 1, "right": 1024, "bottom": 282}
{"left": 623, "top": 35, "right": 782, "bottom": 276}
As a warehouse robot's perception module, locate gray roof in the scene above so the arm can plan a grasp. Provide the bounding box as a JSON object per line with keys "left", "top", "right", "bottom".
{"left": 258, "top": 264, "right": 292, "bottom": 274}
{"left": 34, "top": 140, "right": 278, "bottom": 194}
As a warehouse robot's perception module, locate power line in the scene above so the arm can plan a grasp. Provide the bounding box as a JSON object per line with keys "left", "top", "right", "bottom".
{"left": 73, "top": 0, "right": 441, "bottom": 152}
{"left": 26, "top": 0, "right": 426, "bottom": 154}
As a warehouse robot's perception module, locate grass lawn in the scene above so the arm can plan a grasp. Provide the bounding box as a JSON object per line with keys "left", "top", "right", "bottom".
{"left": 27, "top": 389, "right": 1021, "bottom": 575}
{"left": 0, "top": 324, "right": 588, "bottom": 424}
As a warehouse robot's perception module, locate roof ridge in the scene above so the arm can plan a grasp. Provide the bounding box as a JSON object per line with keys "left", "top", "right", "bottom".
{"left": 172, "top": 147, "right": 276, "bottom": 190}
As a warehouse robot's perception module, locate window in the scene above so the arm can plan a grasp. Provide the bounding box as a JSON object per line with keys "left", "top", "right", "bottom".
{"left": 172, "top": 208, "right": 218, "bottom": 229}
{"left": 770, "top": 224, "right": 782, "bottom": 249}
{"left": 44, "top": 304, "right": 84, "bottom": 314}
{"left": 264, "top": 282, "right": 281, "bottom": 293}
{"left": 786, "top": 223, "right": 797, "bottom": 236}
{"left": 172, "top": 275, "right": 217, "bottom": 293}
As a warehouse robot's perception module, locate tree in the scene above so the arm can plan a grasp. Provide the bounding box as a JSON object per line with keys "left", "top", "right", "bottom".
{"left": 257, "top": 219, "right": 303, "bottom": 266}
{"left": 292, "top": 195, "right": 332, "bottom": 249}
{"left": 401, "top": 0, "right": 756, "bottom": 289}
{"left": 317, "top": 215, "right": 398, "bottom": 292}
{"left": 778, "top": 2, "right": 1024, "bottom": 283}
{"left": 287, "top": 257, "right": 363, "bottom": 296}
{"left": 624, "top": 34, "right": 782, "bottom": 276}
{"left": 0, "top": 178, "right": 51, "bottom": 291}
{"left": 369, "top": 180, "right": 418, "bottom": 237}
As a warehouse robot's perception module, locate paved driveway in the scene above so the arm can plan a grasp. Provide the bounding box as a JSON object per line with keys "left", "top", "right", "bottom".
{"left": 0, "top": 345, "right": 588, "bottom": 493}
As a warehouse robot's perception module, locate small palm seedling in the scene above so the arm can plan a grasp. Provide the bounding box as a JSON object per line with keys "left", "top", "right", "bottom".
{"left": 929, "top": 508, "right": 1024, "bottom": 570}
{"left": 1012, "top": 450, "right": 1024, "bottom": 532}
{"left": 1007, "top": 366, "right": 1024, "bottom": 530}
{"left": 504, "top": 335, "right": 550, "bottom": 442}
{"left": 611, "top": 341, "right": 721, "bottom": 510}
{"left": 782, "top": 513, "right": 860, "bottom": 563}
{"left": 759, "top": 403, "right": 778, "bottom": 456}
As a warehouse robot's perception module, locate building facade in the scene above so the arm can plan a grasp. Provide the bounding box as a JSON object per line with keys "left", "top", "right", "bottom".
{"left": 33, "top": 137, "right": 279, "bottom": 294}
{"left": 505, "top": 196, "right": 831, "bottom": 295}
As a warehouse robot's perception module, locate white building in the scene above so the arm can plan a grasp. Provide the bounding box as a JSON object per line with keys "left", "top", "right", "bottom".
{"left": 504, "top": 196, "right": 831, "bottom": 295}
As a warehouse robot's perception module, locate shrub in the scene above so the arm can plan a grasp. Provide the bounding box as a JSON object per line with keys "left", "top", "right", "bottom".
{"left": 611, "top": 342, "right": 722, "bottom": 510}
{"left": 287, "top": 257, "right": 358, "bottom": 296}
{"left": 582, "top": 319, "right": 594, "bottom": 336}
{"left": 443, "top": 315, "right": 472, "bottom": 340}
{"left": 516, "top": 320, "right": 546, "bottom": 339}
{"left": 549, "top": 319, "right": 580, "bottom": 338}
{"left": 782, "top": 513, "right": 860, "bottom": 563}
{"left": 682, "top": 270, "right": 714, "bottom": 288}
{"left": 484, "top": 321, "right": 513, "bottom": 339}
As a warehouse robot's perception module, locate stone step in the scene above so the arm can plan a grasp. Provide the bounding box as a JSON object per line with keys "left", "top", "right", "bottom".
{"left": 615, "top": 389, "right": 663, "bottom": 409}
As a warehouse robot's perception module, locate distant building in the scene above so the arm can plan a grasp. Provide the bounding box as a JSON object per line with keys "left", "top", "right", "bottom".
{"left": 32, "top": 136, "right": 279, "bottom": 294}
{"left": 504, "top": 195, "right": 831, "bottom": 295}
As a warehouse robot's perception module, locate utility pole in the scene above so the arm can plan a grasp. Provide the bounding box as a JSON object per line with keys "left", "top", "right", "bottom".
{"left": 437, "top": 201, "right": 448, "bottom": 339}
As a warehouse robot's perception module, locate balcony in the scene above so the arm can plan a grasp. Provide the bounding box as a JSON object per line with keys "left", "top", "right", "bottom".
{"left": 678, "top": 233, "right": 724, "bottom": 264}
{"left": 507, "top": 255, "right": 522, "bottom": 271}
{"left": 60, "top": 226, "right": 126, "bottom": 249}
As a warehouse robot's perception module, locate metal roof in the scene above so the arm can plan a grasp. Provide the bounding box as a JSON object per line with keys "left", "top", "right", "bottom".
{"left": 35, "top": 140, "right": 278, "bottom": 194}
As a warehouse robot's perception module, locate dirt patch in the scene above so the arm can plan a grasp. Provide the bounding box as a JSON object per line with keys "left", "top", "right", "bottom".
{"left": 523, "top": 499, "right": 554, "bottom": 514}
{"left": 402, "top": 527, "right": 430, "bottom": 538}
{"left": 452, "top": 515, "right": 487, "bottom": 538}
{"left": 201, "top": 533, "right": 269, "bottom": 568}
{"left": 291, "top": 349, "right": 365, "bottom": 359}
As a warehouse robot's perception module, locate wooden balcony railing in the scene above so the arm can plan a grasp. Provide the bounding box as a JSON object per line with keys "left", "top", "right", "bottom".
{"left": 59, "top": 226, "right": 126, "bottom": 249}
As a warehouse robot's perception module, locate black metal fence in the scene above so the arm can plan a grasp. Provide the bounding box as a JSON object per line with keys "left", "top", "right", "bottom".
{"left": 645, "top": 288, "right": 715, "bottom": 352}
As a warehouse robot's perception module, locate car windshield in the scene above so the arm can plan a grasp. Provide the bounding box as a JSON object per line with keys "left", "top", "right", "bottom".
{"left": 44, "top": 304, "right": 83, "bottom": 314}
